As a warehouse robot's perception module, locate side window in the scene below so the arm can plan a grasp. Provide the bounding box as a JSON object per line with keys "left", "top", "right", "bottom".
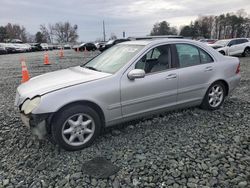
{"left": 176, "top": 44, "right": 200, "bottom": 68}
{"left": 237, "top": 39, "right": 248, "bottom": 44}
{"left": 228, "top": 40, "right": 236, "bottom": 46}
{"left": 200, "top": 49, "right": 213, "bottom": 64}
{"left": 236, "top": 39, "right": 242, "bottom": 45}
{"left": 242, "top": 39, "right": 249, "bottom": 43}
{"left": 135, "top": 45, "right": 171, "bottom": 74}
{"left": 151, "top": 48, "right": 161, "bottom": 59}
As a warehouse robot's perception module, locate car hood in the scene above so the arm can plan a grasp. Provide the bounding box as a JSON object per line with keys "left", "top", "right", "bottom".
{"left": 17, "top": 66, "right": 112, "bottom": 100}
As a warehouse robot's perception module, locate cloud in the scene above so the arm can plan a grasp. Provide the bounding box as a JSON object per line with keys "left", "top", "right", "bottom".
{"left": 0, "top": 0, "right": 250, "bottom": 41}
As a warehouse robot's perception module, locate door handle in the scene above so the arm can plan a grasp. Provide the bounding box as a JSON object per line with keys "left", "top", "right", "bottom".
{"left": 166, "top": 74, "right": 177, "bottom": 79}
{"left": 204, "top": 66, "right": 213, "bottom": 72}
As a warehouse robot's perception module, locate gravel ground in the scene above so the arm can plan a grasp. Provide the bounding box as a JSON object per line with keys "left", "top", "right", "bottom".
{"left": 0, "top": 50, "right": 249, "bottom": 188}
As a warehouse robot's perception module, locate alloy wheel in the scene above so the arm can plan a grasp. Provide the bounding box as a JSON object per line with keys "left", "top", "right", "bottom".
{"left": 208, "top": 85, "right": 224, "bottom": 108}
{"left": 62, "top": 113, "right": 95, "bottom": 146}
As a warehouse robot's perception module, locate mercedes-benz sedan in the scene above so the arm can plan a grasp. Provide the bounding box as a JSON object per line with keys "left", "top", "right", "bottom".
{"left": 15, "top": 39, "right": 241, "bottom": 151}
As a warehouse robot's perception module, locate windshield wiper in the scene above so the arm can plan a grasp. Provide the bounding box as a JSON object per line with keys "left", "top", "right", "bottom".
{"left": 84, "top": 66, "right": 102, "bottom": 72}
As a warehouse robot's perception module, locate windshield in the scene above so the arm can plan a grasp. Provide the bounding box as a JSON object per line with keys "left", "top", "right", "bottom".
{"left": 215, "top": 40, "right": 229, "bottom": 46}
{"left": 82, "top": 44, "right": 144, "bottom": 74}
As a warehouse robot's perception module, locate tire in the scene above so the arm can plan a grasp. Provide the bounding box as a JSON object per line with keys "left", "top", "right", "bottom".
{"left": 243, "top": 47, "right": 250, "bottom": 57}
{"left": 201, "top": 81, "right": 226, "bottom": 110}
{"left": 51, "top": 105, "right": 101, "bottom": 151}
{"left": 219, "top": 51, "right": 225, "bottom": 55}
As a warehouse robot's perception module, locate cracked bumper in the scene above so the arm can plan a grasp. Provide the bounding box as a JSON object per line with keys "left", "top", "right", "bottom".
{"left": 20, "top": 113, "right": 52, "bottom": 139}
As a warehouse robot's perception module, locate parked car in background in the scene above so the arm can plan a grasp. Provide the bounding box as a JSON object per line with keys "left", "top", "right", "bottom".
{"left": 198, "top": 39, "right": 217, "bottom": 44}
{"left": 209, "top": 38, "right": 250, "bottom": 56}
{"left": 99, "top": 39, "right": 130, "bottom": 52}
{"left": 0, "top": 44, "right": 7, "bottom": 55}
{"left": 15, "top": 39, "right": 240, "bottom": 151}
{"left": 11, "top": 39, "right": 23, "bottom": 43}
{"left": 64, "top": 44, "right": 71, "bottom": 50}
{"left": 24, "top": 43, "right": 32, "bottom": 52}
{"left": 1, "top": 43, "right": 16, "bottom": 53}
{"left": 12, "top": 43, "right": 27, "bottom": 53}
{"left": 73, "top": 43, "right": 97, "bottom": 51}
{"left": 29, "top": 43, "right": 43, "bottom": 51}
{"left": 40, "top": 43, "right": 49, "bottom": 50}
{"left": 94, "top": 42, "right": 101, "bottom": 49}
{"left": 48, "top": 44, "right": 54, "bottom": 50}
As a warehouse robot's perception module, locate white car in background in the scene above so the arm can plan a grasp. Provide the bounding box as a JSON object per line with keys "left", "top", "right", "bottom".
{"left": 12, "top": 43, "right": 26, "bottom": 52}
{"left": 40, "top": 43, "right": 49, "bottom": 50}
{"left": 209, "top": 38, "right": 250, "bottom": 57}
{"left": 14, "top": 43, "right": 32, "bottom": 52}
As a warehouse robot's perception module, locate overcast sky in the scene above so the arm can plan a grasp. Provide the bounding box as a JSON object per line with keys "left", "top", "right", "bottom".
{"left": 1, "top": 0, "right": 250, "bottom": 42}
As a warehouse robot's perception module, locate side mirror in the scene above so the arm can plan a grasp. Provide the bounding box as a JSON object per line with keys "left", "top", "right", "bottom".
{"left": 127, "top": 69, "right": 145, "bottom": 80}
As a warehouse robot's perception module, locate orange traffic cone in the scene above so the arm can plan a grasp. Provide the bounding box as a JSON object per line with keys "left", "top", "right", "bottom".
{"left": 21, "top": 57, "right": 30, "bottom": 83}
{"left": 60, "top": 48, "right": 64, "bottom": 58}
{"left": 44, "top": 52, "right": 51, "bottom": 65}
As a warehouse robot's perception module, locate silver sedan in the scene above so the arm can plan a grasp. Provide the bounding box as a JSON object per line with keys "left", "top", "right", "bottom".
{"left": 15, "top": 39, "right": 241, "bottom": 151}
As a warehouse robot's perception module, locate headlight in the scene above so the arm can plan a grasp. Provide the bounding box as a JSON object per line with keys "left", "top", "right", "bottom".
{"left": 21, "top": 97, "right": 41, "bottom": 115}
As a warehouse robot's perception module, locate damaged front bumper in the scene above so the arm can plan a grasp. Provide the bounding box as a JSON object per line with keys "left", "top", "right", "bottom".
{"left": 20, "top": 113, "right": 52, "bottom": 139}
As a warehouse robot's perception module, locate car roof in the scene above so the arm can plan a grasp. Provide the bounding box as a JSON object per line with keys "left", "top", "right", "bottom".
{"left": 118, "top": 39, "right": 227, "bottom": 62}
{"left": 120, "top": 39, "right": 193, "bottom": 46}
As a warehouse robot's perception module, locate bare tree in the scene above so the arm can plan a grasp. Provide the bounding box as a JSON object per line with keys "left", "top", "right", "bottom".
{"left": 52, "top": 22, "right": 78, "bottom": 43}
{"left": 5, "top": 23, "right": 27, "bottom": 42}
{"left": 26, "top": 32, "right": 35, "bottom": 43}
{"left": 40, "top": 24, "right": 52, "bottom": 43}
{"left": 181, "top": 9, "right": 250, "bottom": 39}
{"left": 150, "top": 21, "right": 177, "bottom": 36}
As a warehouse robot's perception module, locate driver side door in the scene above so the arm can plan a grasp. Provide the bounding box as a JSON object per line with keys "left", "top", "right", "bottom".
{"left": 120, "top": 44, "right": 178, "bottom": 119}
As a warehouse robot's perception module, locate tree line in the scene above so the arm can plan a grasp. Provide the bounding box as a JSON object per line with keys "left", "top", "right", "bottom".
{"left": 180, "top": 9, "right": 250, "bottom": 39}
{"left": 0, "top": 22, "right": 78, "bottom": 43}
{"left": 151, "top": 9, "right": 250, "bottom": 39}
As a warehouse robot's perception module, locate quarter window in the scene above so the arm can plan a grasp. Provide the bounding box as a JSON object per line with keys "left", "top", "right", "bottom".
{"left": 176, "top": 44, "right": 213, "bottom": 68}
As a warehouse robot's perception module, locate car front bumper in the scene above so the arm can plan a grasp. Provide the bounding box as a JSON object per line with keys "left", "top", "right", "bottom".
{"left": 20, "top": 113, "right": 52, "bottom": 139}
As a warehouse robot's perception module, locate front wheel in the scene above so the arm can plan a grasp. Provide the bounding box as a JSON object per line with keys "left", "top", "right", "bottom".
{"left": 51, "top": 105, "right": 101, "bottom": 151}
{"left": 243, "top": 48, "right": 250, "bottom": 57}
{"left": 201, "top": 82, "right": 226, "bottom": 110}
{"left": 219, "top": 51, "right": 225, "bottom": 55}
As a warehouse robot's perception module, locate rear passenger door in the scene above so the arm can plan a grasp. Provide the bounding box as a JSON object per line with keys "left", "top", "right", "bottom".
{"left": 174, "top": 43, "right": 215, "bottom": 105}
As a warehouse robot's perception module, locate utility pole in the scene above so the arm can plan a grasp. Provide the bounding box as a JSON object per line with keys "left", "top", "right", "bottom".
{"left": 103, "top": 20, "right": 106, "bottom": 42}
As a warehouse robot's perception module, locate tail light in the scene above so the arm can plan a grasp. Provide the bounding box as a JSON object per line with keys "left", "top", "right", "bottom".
{"left": 236, "top": 63, "right": 240, "bottom": 74}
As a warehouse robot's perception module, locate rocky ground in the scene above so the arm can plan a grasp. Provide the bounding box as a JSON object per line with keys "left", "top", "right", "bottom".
{"left": 0, "top": 50, "right": 249, "bottom": 188}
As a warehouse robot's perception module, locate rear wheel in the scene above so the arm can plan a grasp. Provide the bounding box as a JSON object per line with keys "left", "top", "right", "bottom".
{"left": 243, "top": 48, "right": 250, "bottom": 57}
{"left": 201, "top": 82, "right": 226, "bottom": 110}
{"left": 51, "top": 105, "right": 101, "bottom": 151}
